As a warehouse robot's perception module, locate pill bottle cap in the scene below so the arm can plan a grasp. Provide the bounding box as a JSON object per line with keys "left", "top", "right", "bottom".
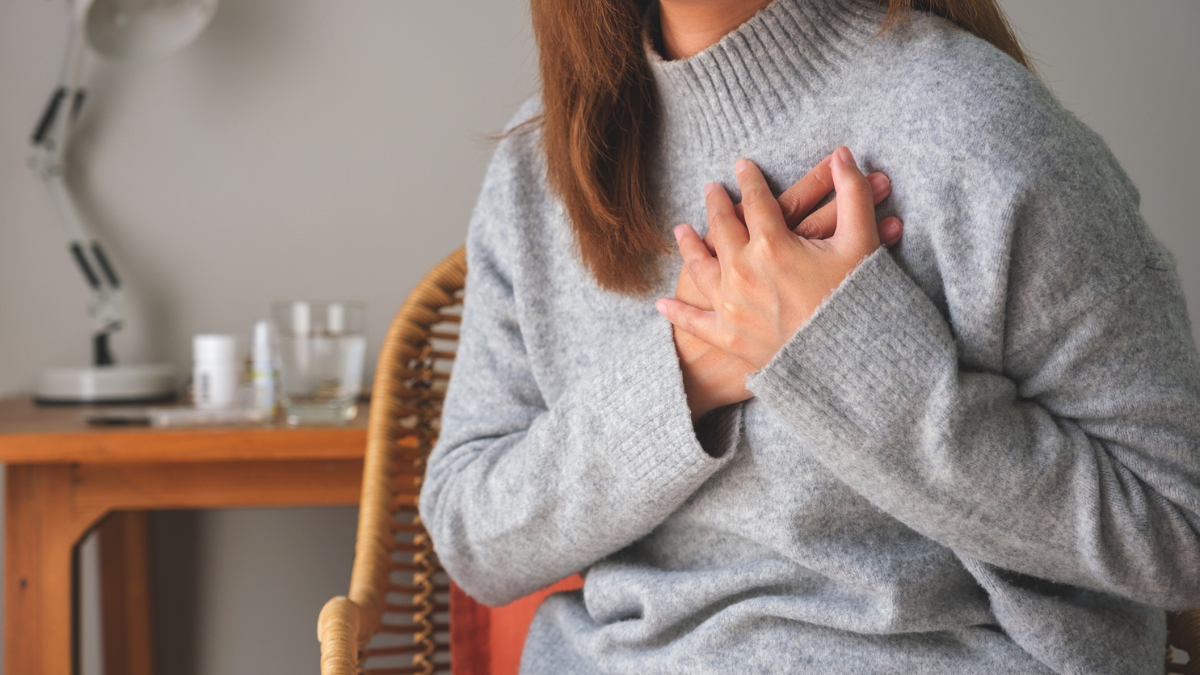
{"left": 193, "top": 334, "right": 239, "bottom": 367}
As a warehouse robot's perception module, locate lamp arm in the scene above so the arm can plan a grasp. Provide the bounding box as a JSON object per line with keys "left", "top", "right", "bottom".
{"left": 34, "top": 1, "right": 89, "bottom": 164}
{"left": 43, "top": 171, "right": 124, "bottom": 318}
{"left": 31, "top": 0, "right": 124, "bottom": 367}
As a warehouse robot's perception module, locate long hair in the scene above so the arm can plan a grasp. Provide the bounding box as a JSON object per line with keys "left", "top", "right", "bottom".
{"left": 529, "top": 0, "right": 1031, "bottom": 296}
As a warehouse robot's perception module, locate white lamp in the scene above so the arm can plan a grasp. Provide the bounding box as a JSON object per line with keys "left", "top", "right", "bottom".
{"left": 31, "top": 0, "right": 218, "bottom": 403}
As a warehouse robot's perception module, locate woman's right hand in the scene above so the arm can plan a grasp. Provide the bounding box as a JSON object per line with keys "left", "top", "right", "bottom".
{"left": 674, "top": 153, "right": 903, "bottom": 422}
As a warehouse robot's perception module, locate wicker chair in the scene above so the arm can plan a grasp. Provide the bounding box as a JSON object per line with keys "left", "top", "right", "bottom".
{"left": 316, "top": 247, "right": 464, "bottom": 675}
{"left": 317, "top": 246, "right": 1200, "bottom": 675}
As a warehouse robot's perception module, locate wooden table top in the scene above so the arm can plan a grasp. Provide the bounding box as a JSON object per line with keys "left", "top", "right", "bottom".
{"left": 0, "top": 396, "right": 367, "bottom": 465}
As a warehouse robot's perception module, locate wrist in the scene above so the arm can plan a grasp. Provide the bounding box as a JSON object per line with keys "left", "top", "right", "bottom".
{"left": 688, "top": 396, "right": 717, "bottom": 423}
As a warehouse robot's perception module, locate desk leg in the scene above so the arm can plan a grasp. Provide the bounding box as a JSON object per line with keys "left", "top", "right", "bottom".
{"left": 5, "top": 464, "right": 106, "bottom": 675}
{"left": 99, "top": 511, "right": 155, "bottom": 675}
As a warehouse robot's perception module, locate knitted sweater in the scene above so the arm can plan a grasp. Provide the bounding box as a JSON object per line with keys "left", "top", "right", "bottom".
{"left": 418, "top": 0, "right": 1200, "bottom": 672}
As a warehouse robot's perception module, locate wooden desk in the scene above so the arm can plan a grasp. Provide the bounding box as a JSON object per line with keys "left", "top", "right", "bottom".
{"left": 0, "top": 396, "right": 367, "bottom": 675}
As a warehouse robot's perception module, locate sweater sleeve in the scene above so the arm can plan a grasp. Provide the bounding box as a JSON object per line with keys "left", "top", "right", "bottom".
{"left": 747, "top": 187, "right": 1200, "bottom": 609}
{"left": 418, "top": 135, "right": 738, "bottom": 608}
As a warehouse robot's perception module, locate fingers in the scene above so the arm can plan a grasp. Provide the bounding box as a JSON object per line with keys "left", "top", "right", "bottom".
{"left": 775, "top": 150, "right": 890, "bottom": 230}
{"left": 867, "top": 173, "right": 893, "bottom": 208}
{"left": 708, "top": 153, "right": 897, "bottom": 248}
{"left": 793, "top": 171, "right": 892, "bottom": 240}
{"left": 798, "top": 205, "right": 904, "bottom": 246}
{"left": 734, "top": 158, "right": 787, "bottom": 241}
{"left": 704, "top": 182, "right": 748, "bottom": 252}
{"left": 674, "top": 224, "right": 721, "bottom": 293}
{"left": 776, "top": 155, "right": 833, "bottom": 229}
{"left": 879, "top": 217, "right": 903, "bottom": 248}
{"left": 654, "top": 297, "right": 722, "bottom": 348}
{"left": 794, "top": 201, "right": 836, "bottom": 240}
{"left": 829, "top": 147, "right": 880, "bottom": 251}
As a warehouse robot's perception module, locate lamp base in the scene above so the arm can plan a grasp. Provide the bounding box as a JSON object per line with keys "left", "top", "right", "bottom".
{"left": 36, "top": 364, "right": 176, "bottom": 404}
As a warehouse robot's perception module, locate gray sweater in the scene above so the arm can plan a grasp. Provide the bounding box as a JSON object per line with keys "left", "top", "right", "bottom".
{"left": 418, "top": 0, "right": 1200, "bottom": 672}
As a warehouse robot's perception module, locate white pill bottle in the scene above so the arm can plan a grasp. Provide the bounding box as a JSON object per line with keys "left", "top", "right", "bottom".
{"left": 193, "top": 334, "right": 240, "bottom": 410}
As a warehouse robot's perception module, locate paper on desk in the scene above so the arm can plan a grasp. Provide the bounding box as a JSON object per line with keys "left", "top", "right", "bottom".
{"left": 147, "top": 407, "right": 266, "bottom": 428}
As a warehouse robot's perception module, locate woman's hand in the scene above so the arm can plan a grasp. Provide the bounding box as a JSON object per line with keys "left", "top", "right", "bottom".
{"left": 669, "top": 148, "right": 902, "bottom": 420}
{"left": 662, "top": 146, "right": 881, "bottom": 369}
{"left": 745, "top": 151, "right": 903, "bottom": 244}
{"left": 671, "top": 269, "right": 754, "bottom": 422}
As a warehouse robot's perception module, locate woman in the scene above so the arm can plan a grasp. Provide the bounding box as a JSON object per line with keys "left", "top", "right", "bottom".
{"left": 419, "top": 0, "right": 1200, "bottom": 672}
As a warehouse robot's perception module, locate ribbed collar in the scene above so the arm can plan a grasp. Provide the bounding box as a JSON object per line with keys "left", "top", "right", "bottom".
{"left": 647, "top": 0, "right": 887, "bottom": 149}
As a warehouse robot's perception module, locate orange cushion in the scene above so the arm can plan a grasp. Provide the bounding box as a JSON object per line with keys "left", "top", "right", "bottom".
{"left": 451, "top": 575, "right": 585, "bottom": 675}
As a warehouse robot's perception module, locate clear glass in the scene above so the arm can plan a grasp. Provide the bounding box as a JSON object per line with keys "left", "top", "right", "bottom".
{"left": 272, "top": 301, "right": 367, "bottom": 425}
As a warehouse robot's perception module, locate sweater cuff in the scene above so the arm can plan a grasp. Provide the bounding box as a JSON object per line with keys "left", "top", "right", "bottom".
{"left": 747, "top": 247, "right": 951, "bottom": 444}
{"left": 591, "top": 314, "right": 737, "bottom": 506}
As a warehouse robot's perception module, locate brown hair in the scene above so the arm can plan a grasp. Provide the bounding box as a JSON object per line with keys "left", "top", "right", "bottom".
{"left": 529, "top": 0, "right": 1031, "bottom": 295}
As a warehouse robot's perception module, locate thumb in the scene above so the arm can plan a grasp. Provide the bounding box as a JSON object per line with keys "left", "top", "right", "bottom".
{"left": 829, "top": 147, "right": 880, "bottom": 251}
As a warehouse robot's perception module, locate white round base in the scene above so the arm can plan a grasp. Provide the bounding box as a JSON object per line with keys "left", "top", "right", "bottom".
{"left": 36, "top": 364, "right": 176, "bottom": 404}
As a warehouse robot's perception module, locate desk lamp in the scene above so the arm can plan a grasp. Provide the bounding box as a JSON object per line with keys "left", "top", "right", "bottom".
{"left": 31, "top": 0, "right": 218, "bottom": 403}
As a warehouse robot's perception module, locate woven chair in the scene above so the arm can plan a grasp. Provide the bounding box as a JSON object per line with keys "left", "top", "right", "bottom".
{"left": 316, "top": 247, "right": 464, "bottom": 675}
{"left": 317, "top": 246, "right": 1200, "bottom": 675}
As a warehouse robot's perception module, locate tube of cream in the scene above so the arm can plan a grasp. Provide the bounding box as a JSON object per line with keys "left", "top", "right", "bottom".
{"left": 251, "top": 319, "right": 278, "bottom": 418}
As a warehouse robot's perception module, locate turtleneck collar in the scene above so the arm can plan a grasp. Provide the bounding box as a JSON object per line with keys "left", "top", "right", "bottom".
{"left": 646, "top": 0, "right": 887, "bottom": 150}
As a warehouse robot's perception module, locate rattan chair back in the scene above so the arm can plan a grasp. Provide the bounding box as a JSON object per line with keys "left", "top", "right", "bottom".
{"left": 319, "top": 247, "right": 465, "bottom": 675}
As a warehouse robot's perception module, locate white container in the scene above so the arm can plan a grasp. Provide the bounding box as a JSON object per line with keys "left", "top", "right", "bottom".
{"left": 193, "top": 334, "right": 240, "bottom": 410}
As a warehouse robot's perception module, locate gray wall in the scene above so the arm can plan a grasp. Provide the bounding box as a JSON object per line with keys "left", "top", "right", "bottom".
{"left": 0, "top": 0, "right": 1196, "bottom": 674}
{"left": 0, "top": 1, "right": 536, "bottom": 673}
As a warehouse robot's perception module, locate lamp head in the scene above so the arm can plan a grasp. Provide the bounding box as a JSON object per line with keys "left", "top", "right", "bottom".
{"left": 84, "top": 0, "right": 218, "bottom": 60}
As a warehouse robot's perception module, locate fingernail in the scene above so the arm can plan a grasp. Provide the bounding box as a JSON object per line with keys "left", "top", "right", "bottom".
{"left": 654, "top": 299, "right": 668, "bottom": 313}
{"left": 673, "top": 225, "right": 685, "bottom": 241}
{"left": 704, "top": 182, "right": 716, "bottom": 196}
{"left": 881, "top": 218, "right": 901, "bottom": 240}
{"left": 868, "top": 173, "right": 889, "bottom": 197}
{"left": 735, "top": 158, "right": 751, "bottom": 174}
{"left": 836, "top": 146, "right": 853, "bottom": 166}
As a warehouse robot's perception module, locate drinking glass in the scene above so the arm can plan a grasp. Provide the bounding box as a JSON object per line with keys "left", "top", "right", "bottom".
{"left": 273, "top": 301, "right": 366, "bottom": 425}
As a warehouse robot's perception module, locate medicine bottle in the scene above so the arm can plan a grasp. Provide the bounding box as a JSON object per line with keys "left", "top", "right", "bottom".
{"left": 193, "top": 334, "right": 240, "bottom": 410}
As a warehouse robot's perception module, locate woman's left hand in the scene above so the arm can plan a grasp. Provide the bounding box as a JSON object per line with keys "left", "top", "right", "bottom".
{"left": 655, "top": 147, "right": 881, "bottom": 369}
